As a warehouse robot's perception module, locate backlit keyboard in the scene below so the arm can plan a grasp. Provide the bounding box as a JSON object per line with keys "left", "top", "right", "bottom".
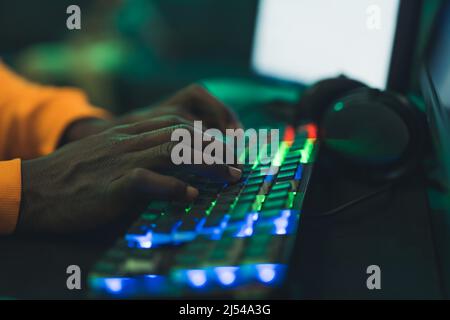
{"left": 89, "top": 124, "right": 318, "bottom": 298}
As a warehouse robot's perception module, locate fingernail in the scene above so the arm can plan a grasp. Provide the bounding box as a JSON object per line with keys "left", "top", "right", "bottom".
{"left": 228, "top": 166, "right": 242, "bottom": 182}
{"left": 186, "top": 186, "right": 199, "bottom": 201}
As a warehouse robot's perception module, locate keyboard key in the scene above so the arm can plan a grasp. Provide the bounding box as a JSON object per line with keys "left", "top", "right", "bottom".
{"left": 284, "top": 153, "right": 301, "bottom": 161}
{"left": 246, "top": 177, "right": 264, "bottom": 186}
{"left": 259, "top": 209, "right": 283, "bottom": 219}
{"left": 272, "top": 182, "right": 292, "bottom": 192}
{"left": 279, "top": 163, "right": 298, "bottom": 173}
{"left": 276, "top": 171, "right": 296, "bottom": 181}
{"left": 238, "top": 194, "right": 257, "bottom": 203}
{"left": 152, "top": 217, "right": 179, "bottom": 234}
{"left": 282, "top": 158, "right": 300, "bottom": 166}
{"left": 178, "top": 217, "right": 204, "bottom": 232}
{"left": 241, "top": 236, "right": 286, "bottom": 264}
{"left": 262, "top": 199, "right": 287, "bottom": 211}
{"left": 252, "top": 223, "right": 276, "bottom": 236}
{"left": 205, "top": 238, "right": 245, "bottom": 265}
{"left": 248, "top": 170, "right": 268, "bottom": 179}
{"left": 104, "top": 249, "right": 127, "bottom": 262}
{"left": 127, "top": 224, "right": 148, "bottom": 236}
{"left": 141, "top": 212, "right": 161, "bottom": 222}
{"left": 228, "top": 210, "right": 250, "bottom": 223}
{"left": 266, "top": 190, "right": 289, "bottom": 202}
{"left": 241, "top": 185, "right": 261, "bottom": 195}
{"left": 122, "top": 258, "right": 158, "bottom": 274}
{"left": 203, "top": 215, "right": 227, "bottom": 228}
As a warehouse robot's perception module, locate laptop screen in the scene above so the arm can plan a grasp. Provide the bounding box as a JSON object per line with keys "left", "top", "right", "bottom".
{"left": 251, "top": 0, "right": 401, "bottom": 89}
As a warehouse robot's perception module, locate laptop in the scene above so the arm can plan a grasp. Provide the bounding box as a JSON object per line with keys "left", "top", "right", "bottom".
{"left": 88, "top": 0, "right": 416, "bottom": 298}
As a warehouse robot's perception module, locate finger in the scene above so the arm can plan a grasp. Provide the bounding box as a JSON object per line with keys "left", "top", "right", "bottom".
{"left": 189, "top": 85, "right": 241, "bottom": 131}
{"left": 129, "top": 124, "right": 217, "bottom": 151}
{"left": 131, "top": 142, "right": 243, "bottom": 183}
{"left": 117, "top": 115, "right": 194, "bottom": 135}
{"left": 142, "top": 107, "right": 197, "bottom": 123}
{"left": 167, "top": 84, "right": 241, "bottom": 132}
{"left": 109, "top": 168, "right": 199, "bottom": 210}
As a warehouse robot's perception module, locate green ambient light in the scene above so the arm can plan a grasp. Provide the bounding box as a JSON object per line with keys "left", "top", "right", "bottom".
{"left": 287, "top": 192, "right": 296, "bottom": 209}
{"left": 205, "top": 200, "right": 217, "bottom": 216}
{"left": 272, "top": 142, "right": 290, "bottom": 167}
{"left": 333, "top": 102, "right": 345, "bottom": 112}
{"left": 253, "top": 195, "right": 266, "bottom": 211}
{"left": 300, "top": 139, "right": 315, "bottom": 164}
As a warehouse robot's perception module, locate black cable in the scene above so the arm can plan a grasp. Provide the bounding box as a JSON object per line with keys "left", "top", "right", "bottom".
{"left": 302, "top": 183, "right": 393, "bottom": 219}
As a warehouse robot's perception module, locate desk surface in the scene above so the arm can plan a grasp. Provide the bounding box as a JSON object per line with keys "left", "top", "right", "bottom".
{"left": 0, "top": 79, "right": 443, "bottom": 299}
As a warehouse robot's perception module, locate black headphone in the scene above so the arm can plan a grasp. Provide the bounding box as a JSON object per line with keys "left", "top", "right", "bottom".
{"left": 295, "top": 76, "right": 426, "bottom": 182}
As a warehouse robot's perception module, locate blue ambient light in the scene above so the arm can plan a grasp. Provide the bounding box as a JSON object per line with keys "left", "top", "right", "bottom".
{"left": 215, "top": 267, "right": 238, "bottom": 286}
{"left": 187, "top": 270, "right": 207, "bottom": 288}
{"left": 256, "top": 264, "right": 277, "bottom": 283}
{"left": 104, "top": 278, "right": 124, "bottom": 294}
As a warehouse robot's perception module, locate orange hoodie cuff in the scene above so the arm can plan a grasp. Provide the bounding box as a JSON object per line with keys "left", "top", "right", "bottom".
{"left": 0, "top": 159, "right": 21, "bottom": 235}
{"left": 36, "top": 101, "right": 111, "bottom": 156}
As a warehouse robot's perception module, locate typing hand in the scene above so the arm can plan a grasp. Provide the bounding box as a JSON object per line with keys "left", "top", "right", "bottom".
{"left": 63, "top": 84, "right": 242, "bottom": 144}
{"left": 19, "top": 119, "right": 241, "bottom": 234}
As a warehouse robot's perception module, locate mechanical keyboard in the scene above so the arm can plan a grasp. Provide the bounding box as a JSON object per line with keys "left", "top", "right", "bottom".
{"left": 89, "top": 124, "right": 318, "bottom": 298}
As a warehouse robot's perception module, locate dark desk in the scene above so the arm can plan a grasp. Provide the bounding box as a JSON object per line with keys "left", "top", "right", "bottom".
{"left": 0, "top": 79, "right": 443, "bottom": 299}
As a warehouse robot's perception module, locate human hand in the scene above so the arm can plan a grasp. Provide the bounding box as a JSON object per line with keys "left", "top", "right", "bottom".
{"left": 62, "top": 84, "right": 241, "bottom": 145}
{"left": 19, "top": 118, "right": 242, "bottom": 234}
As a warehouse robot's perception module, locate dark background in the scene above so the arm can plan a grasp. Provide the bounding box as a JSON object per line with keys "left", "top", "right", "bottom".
{"left": 0, "top": 0, "right": 442, "bottom": 111}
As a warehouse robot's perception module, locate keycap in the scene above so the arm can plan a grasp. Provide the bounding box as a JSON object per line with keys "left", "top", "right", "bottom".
{"left": 238, "top": 194, "right": 257, "bottom": 203}
{"left": 266, "top": 190, "right": 289, "bottom": 202}
{"left": 152, "top": 217, "right": 179, "bottom": 234}
{"left": 284, "top": 153, "right": 301, "bottom": 161}
{"left": 203, "top": 215, "right": 227, "bottom": 228}
{"left": 241, "top": 236, "right": 286, "bottom": 264}
{"left": 248, "top": 170, "right": 269, "bottom": 179}
{"left": 230, "top": 202, "right": 252, "bottom": 216}
{"left": 205, "top": 238, "right": 245, "bottom": 265}
{"left": 272, "top": 182, "right": 292, "bottom": 191}
{"left": 246, "top": 177, "right": 264, "bottom": 186}
{"left": 127, "top": 224, "right": 148, "bottom": 236}
{"left": 229, "top": 210, "right": 251, "bottom": 223}
{"left": 259, "top": 209, "right": 283, "bottom": 219}
{"left": 141, "top": 212, "right": 161, "bottom": 222}
{"left": 282, "top": 158, "right": 300, "bottom": 166}
{"left": 279, "top": 163, "right": 298, "bottom": 173}
{"left": 262, "top": 199, "right": 287, "bottom": 211}
{"left": 241, "top": 185, "right": 261, "bottom": 195}
{"left": 276, "top": 171, "right": 296, "bottom": 181}
{"left": 178, "top": 217, "right": 204, "bottom": 232}
{"left": 104, "top": 249, "right": 127, "bottom": 261}
{"left": 252, "top": 223, "right": 276, "bottom": 236}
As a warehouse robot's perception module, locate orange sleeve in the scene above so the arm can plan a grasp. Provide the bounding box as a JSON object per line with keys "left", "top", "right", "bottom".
{"left": 0, "top": 160, "right": 21, "bottom": 234}
{"left": 0, "top": 62, "right": 111, "bottom": 235}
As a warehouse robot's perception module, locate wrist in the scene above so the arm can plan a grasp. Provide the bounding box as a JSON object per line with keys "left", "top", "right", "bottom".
{"left": 18, "top": 159, "right": 40, "bottom": 233}
{"left": 60, "top": 118, "right": 113, "bottom": 145}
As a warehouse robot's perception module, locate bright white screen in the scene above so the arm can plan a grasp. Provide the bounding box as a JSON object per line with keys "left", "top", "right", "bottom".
{"left": 252, "top": 0, "right": 401, "bottom": 89}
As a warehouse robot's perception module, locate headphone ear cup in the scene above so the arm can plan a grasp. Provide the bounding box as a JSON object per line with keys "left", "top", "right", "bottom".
{"left": 320, "top": 88, "right": 426, "bottom": 182}
{"left": 296, "top": 76, "right": 367, "bottom": 123}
